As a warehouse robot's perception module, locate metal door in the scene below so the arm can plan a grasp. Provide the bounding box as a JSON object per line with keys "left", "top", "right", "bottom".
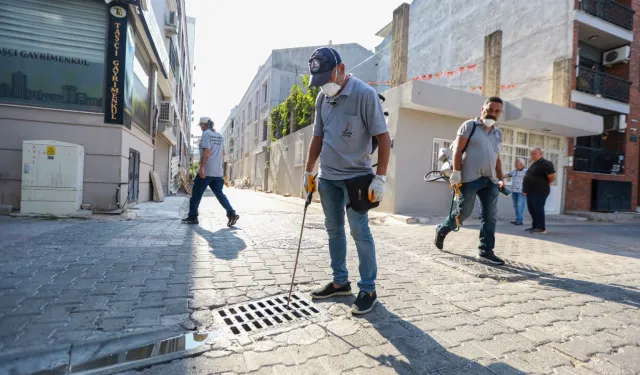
{"left": 128, "top": 149, "right": 140, "bottom": 202}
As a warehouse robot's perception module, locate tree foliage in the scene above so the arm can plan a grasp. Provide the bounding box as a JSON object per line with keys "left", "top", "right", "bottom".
{"left": 270, "top": 75, "right": 320, "bottom": 141}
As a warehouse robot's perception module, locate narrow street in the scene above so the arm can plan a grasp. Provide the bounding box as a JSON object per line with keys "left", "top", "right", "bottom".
{"left": 1, "top": 188, "right": 639, "bottom": 374}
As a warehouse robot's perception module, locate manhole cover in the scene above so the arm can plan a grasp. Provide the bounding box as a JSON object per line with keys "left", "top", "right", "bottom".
{"left": 213, "top": 293, "right": 323, "bottom": 337}
{"left": 262, "top": 237, "right": 325, "bottom": 249}
{"left": 434, "top": 255, "right": 547, "bottom": 282}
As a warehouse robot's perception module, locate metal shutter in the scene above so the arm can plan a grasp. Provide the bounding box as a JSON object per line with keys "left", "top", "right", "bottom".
{"left": 0, "top": 0, "right": 106, "bottom": 62}
{"left": 154, "top": 139, "right": 170, "bottom": 196}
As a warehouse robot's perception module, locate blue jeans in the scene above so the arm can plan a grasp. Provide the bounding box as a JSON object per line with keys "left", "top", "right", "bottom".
{"left": 512, "top": 192, "right": 526, "bottom": 224}
{"left": 439, "top": 177, "right": 499, "bottom": 255}
{"left": 318, "top": 178, "right": 377, "bottom": 293}
{"left": 188, "top": 176, "right": 235, "bottom": 217}
{"left": 527, "top": 193, "right": 548, "bottom": 230}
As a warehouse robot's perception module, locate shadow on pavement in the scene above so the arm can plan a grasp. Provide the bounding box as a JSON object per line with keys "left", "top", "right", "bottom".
{"left": 190, "top": 225, "right": 247, "bottom": 260}
{"left": 454, "top": 254, "right": 640, "bottom": 309}
{"left": 338, "top": 303, "right": 528, "bottom": 374}
{"left": 487, "top": 224, "right": 640, "bottom": 260}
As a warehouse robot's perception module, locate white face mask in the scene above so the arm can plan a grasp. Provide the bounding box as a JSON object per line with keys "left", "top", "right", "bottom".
{"left": 321, "top": 69, "right": 342, "bottom": 97}
{"left": 483, "top": 119, "right": 496, "bottom": 127}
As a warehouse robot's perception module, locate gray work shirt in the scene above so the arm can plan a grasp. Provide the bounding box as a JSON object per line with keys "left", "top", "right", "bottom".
{"left": 201, "top": 129, "right": 224, "bottom": 177}
{"left": 313, "top": 76, "right": 388, "bottom": 180}
{"left": 457, "top": 118, "right": 502, "bottom": 184}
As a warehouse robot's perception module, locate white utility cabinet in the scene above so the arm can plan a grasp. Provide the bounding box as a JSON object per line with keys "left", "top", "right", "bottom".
{"left": 21, "top": 140, "right": 84, "bottom": 216}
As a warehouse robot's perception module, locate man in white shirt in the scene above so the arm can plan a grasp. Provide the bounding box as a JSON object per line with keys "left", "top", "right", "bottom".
{"left": 182, "top": 117, "right": 239, "bottom": 226}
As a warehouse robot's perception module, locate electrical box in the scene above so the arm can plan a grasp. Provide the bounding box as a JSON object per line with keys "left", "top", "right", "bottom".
{"left": 21, "top": 140, "right": 84, "bottom": 216}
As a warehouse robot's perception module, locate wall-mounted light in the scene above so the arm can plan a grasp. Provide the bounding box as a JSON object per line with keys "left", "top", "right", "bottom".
{"left": 589, "top": 35, "right": 600, "bottom": 41}
{"left": 542, "top": 127, "right": 552, "bottom": 132}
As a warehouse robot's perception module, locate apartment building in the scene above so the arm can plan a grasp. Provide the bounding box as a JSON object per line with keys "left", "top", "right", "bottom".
{"left": 374, "top": 0, "right": 639, "bottom": 213}
{"left": 219, "top": 43, "right": 379, "bottom": 188}
{"left": 0, "top": 0, "right": 195, "bottom": 211}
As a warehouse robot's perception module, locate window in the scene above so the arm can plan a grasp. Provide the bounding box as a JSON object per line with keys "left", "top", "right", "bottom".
{"left": 130, "top": 40, "right": 151, "bottom": 134}
{"left": 247, "top": 101, "right": 252, "bottom": 125}
{"left": 295, "top": 140, "right": 304, "bottom": 166}
{"left": 254, "top": 122, "right": 259, "bottom": 145}
{"left": 254, "top": 91, "right": 259, "bottom": 121}
{"left": 262, "top": 80, "right": 268, "bottom": 105}
{"left": 263, "top": 119, "right": 268, "bottom": 141}
{"left": 0, "top": 0, "right": 106, "bottom": 112}
{"left": 432, "top": 138, "right": 453, "bottom": 174}
{"left": 499, "top": 126, "right": 564, "bottom": 186}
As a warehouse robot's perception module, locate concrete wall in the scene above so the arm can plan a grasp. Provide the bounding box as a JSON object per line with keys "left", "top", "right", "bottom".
{"left": 268, "top": 125, "right": 316, "bottom": 198}
{"left": 375, "top": 0, "right": 574, "bottom": 102}
{"left": 0, "top": 105, "right": 140, "bottom": 210}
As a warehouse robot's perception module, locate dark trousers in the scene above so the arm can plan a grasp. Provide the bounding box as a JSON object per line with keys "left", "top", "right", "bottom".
{"left": 526, "top": 193, "right": 548, "bottom": 230}
{"left": 439, "top": 177, "right": 499, "bottom": 255}
{"left": 188, "top": 176, "right": 235, "bottom": 217}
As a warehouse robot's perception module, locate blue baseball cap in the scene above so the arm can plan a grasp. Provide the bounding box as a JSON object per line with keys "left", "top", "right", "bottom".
{"left": 308, "top": 47, "right": 342, "bottom": 87}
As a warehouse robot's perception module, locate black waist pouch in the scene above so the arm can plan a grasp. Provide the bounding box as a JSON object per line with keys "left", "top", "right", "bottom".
{"left": 344, "top": 174, "right": 380, "bottom": 212}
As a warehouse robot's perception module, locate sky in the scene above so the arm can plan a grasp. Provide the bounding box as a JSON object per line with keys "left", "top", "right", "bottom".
{"left": 185, "top": 0, "right": 408, "bottom": 134}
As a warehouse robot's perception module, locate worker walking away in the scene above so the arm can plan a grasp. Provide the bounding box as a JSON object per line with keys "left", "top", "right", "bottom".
{"left": 182, "top": 117, "right": 240, "bottom": 227}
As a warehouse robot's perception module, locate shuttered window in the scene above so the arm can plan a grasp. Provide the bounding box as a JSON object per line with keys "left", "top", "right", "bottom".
{"left": 0, "top": 0, "right": 107, "bottom": 112}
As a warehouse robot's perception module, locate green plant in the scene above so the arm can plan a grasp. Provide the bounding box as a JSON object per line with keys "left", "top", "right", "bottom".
{"left": 269, "top": 74, "right": 320, "bottom": 140}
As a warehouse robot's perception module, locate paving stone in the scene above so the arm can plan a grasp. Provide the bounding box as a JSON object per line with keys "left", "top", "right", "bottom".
{"left": 244, "top": 347, "right": 296, "bottom": 372}
{"left": 584, "top": 357, "right": 634, "bottom": 375}
{"left": 449, "top": 342, "right": 494, "bottom": 361}
{"left": 581, "top": 332, "right": 633, "bottom": 349}
{"left": 602, "top": 346, "right": 640, "bottom": 371}
{"left": 433, "top": 327, "right": 481, "bottom": 346}
{"left": 518, "top": 345, "right": 573, "bottom": 373}
{"left": 552, "top": 337, "right": 608, "bottom": 362}
{"left": 319, "top": 349, "right": 377, "bottom": 374}
{"left": 326, "top": 319, "right": 360, "bottom": 337}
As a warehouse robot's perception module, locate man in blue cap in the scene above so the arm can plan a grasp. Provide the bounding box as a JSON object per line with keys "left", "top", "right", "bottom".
{"left": 304, "top": 47, "right": 392, "bottom": 315}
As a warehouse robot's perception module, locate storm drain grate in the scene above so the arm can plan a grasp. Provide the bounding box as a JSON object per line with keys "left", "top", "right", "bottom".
{"left": 213, "top": 292, "right": 323, "bottom": 336}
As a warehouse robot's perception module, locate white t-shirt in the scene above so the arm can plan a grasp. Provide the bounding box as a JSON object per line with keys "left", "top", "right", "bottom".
{"left": 200, "top": 129, "right": 224, "bottom": 177}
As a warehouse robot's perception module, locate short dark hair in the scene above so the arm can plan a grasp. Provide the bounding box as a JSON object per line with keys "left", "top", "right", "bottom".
{"left": 484, "top": 96, "right": 503, "bottom": 106}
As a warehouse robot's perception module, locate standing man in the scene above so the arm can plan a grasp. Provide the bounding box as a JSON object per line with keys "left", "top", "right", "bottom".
{"left": 434, "top": 97, "right": 506, "bottom": 265}
{"left": 523, "top": 148, "right": 556, "bottom": 234}
{"left": 182, "top": 117, "right": 240, "bottom": 227}
{"left": 304, "top": 47, "right": 391, "bottom": 314}
{"left": 504, "top": 158, "right": 527, "bottom": 226}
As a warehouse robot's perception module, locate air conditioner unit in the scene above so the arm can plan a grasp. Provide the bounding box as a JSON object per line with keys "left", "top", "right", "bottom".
{"left": 159, "top": 101, "right": 174, "bottom": 122}
{"left": 618, "top": 114, "right": 627, "bottom": 132}
{"left": 165, "top": 11, "right": 178, "bottom": 34}
{"left": 603, "top": 46, "right": 630, "bottom": 67}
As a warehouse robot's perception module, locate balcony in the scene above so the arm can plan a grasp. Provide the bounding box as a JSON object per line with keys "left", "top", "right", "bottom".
{"left": 573, "top": 145, "right": 624, "bottom": 174}
{"left": 580, "top": 0, "right": 634, "bottom": 31}
{"left": 576, "top": 67, "right": 631, "bottom": 103}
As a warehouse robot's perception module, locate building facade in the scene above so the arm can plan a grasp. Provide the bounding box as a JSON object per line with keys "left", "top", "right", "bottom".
{"left": 375, "top": 0, "right": 639, "bottom": 213}
{"left": 0, "top": 0, "right": 194, "bottom": 211}
{"left": 219, "top": 43, "right": 379, "bottom": 189}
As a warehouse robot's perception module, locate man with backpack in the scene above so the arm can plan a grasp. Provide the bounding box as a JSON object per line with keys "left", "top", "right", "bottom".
{"left": 434, "top": 97, "right": 506, "bottom": 265}
{"left": 304, "top": 47, "right": 391, "bottom": 314}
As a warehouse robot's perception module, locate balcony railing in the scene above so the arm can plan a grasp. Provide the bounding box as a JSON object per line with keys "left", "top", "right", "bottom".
{"left": 573, "top": 145, "right": 624, "bottom": 174}
{"left": 580, "top": 0, "right": 635, "bottom": 31}
{"left": 576, "top": 67, "right": 632, "bottom": 103}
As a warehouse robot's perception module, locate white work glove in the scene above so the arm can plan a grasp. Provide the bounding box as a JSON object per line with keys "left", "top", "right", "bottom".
{"left": 303, "top": 172, "right": 316, "bottom": 193}
{"left": 449, "top": 170, "right": 462, "bottom": 187}
{"left": 368, "top": 175, "right": 387, "bottom": 203}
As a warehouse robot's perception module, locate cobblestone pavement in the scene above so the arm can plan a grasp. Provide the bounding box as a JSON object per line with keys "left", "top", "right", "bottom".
{"left": 1, "top": 188, "right": 639, "bottom": 374}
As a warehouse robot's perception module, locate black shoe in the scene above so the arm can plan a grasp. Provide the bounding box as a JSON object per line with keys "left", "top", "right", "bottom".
{"left": 310, "top": 282, "right": 352, "bottom": 299}
{"left": 525, "top": 227, "right": 535, "bottom": 232}
{"left": 510, "top": 221, "right": 523, "bottom": 225}
{"left": 351, "top": 291, "right": 378, "bottom": 315}
{"left": 477, "top": 253, "right": 505, "bottom": 265}
{"left": 227, "top": 214, "right": 239, "bottom": 227}
{"left": 531, "top": 228, "right": 547, "bottom": 234}
{"left": 181, "top": 216, "right": 199, "bottom": 224}
{"left": 434, "top": 225, "right": 446, "bottom": 251}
